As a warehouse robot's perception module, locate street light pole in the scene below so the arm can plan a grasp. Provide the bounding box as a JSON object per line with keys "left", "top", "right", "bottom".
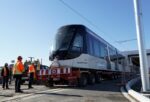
{"left": 133, "top": 0, "right": 150, "bottom": 92}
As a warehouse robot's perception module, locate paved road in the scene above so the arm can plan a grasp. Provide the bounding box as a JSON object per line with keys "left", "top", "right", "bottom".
{"left": 0, "top": 79, "right": 130, "bottom": 102}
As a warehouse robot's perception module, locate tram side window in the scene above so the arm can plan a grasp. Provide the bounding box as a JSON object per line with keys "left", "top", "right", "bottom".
{"left": 93, "top": 39, "right": 101, "bottom": 57}
{"left": 109, "top": 47, "right": 117, "bottom": 61}
{"left": 88, "top": 35, "right": 94, "bottom": 55}
{"left": 87, "top": 34, "right": 106, "bottom": 58}
{"left": 100, "top": 45, "right": 107, "bottom": 59}
{"left": 72, "top": 33, "right": 83, "bottom": 52}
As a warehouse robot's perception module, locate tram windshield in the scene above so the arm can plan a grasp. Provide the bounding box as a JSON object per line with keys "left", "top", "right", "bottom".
{"left": 54, "top": 26, "right": 76, "bottom": 51}
{"left": 49, "top": 25, "right": 84, "bottom": 60}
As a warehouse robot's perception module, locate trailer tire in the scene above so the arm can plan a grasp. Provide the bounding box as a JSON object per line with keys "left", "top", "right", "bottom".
{"left": 95, "top": 74, "right": 101, "bottom": 83}
{"left": 113, "top": 74, "right": 117, "bottom": 79}
{"left": 78, "top": 74, "right": 87, "bottom": 87}
{"left": 88, "top": 74, "right": 95, "bottom": 85}
{"left": 45, "top": 79, "right": 53, "bottom": 87}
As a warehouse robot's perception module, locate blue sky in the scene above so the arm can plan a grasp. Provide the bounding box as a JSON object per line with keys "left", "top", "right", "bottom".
{"left": 0, "top": 0, "right": 150, "bottom": 66}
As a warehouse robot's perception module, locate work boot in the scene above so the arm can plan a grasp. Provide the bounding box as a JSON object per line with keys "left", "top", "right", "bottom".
{"left": 18, "top": 90, "right": 24, "bottom": 93}
{"left": 28, "top": 86, "right": 34, "bottom": 89}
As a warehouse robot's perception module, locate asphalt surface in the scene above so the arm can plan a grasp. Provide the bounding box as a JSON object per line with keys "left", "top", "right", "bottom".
{"left": 0, "top": 79, "right": 130, "bottom": 102}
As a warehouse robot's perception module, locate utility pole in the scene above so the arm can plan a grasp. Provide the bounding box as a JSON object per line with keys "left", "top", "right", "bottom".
{"left": 41, "top": 58, "right": 42, "bottom": 65}
{"left": 28, "top": 57, "right": 34, "bottom": 62}
{"left": 133, "top": 0, "right": 150, "bottom": 92}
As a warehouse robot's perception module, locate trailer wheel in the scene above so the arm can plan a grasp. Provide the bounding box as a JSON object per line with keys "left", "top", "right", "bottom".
{"left": 95, "top": 74, "right": 101, "bottom": 83}
{"left": 78, "top": 74, "right": 87, "bottom": 87}
{"left": 113, "top": 74, "right": 117, "bottom": 79}
{"left": 88, "top": 74, "right": 95, "bottom": 85}
{"left": 45, "top": 79, "right": 53, "bottom": 87}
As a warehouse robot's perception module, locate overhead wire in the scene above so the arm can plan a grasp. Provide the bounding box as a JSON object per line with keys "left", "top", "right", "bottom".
{"left": 59, "top": 0, "right": 117, "bottom": 43}
{"left": 58, "top": 0, "right": 138, "bottom": 52}
{"left": 115, "top": 38, "right": 137, "bottom": 44}
{"left": 59, "top": 0, "right": 99, "bottom": 30}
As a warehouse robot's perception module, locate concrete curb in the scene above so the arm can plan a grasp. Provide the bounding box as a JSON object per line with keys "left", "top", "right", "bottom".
{"left": 125, "top": 77, "right": 150, "bottom": 102}
{"left": 120, "top": 87, "right": 137, "bottom": 102}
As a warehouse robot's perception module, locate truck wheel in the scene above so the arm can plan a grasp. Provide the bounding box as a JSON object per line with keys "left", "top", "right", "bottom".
{"left": 113, "top": 74, "right": 117, "bottom": 79}
{"left": 49, "top": 82, "right": 54, "bottom": 87}
{"left": 45, "top": 79, "right": 53, "bottom": 87}
{"left": 88, "top": 74, "right": 95, "bottom": 85}
{"left": 95, "top": 74, "right": 101, "bottom": 83}
{"left": 78, "top": 74, "right": 87, "bottom": 87}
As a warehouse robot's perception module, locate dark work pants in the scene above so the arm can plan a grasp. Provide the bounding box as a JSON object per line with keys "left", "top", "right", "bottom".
{"left": 29, "top": 73, "right": 34, "bottom": 88}
{"left": 9, "top": 74, "right": 12, "bottom": 84}
{"left": 14, "top": 74, "right": 22, "bottom": 92}
{"left": 2, "top": 76, "right": 9, "bottom": 89}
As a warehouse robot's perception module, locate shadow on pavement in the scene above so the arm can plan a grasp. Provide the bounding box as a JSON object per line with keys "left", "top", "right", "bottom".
{"left": 0, "top": 93, "right": 14, "bottom": 97}
{"left": 50, "top": 79, "right": 123, "bottom": 93}
{"left": 35, "top": 92, "right": 83, "bottom": 97}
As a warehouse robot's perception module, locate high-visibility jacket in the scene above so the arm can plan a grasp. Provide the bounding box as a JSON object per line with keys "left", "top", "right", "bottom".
{"left": 13, "top": 61, "right": 24, "bottom": 75}
{"left": 28, "top": 65, "right": 35, "bottom": 73}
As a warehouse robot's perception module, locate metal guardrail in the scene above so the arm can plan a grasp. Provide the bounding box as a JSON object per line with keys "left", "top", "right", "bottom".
{"left": 125, "top": 77, "right": 150, "bottom": 102}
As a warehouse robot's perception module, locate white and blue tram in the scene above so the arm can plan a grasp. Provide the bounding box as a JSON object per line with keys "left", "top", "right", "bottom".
{"left": 48, "top": 24, "right": 130, "bottom": 86}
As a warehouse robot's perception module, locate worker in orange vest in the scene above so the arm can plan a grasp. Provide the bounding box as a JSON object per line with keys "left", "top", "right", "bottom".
{"left": 28, "top": 62, "right": 35, "bottom": 89}
{"left": 13, "top": 56, "right": 24, "bottom": 93}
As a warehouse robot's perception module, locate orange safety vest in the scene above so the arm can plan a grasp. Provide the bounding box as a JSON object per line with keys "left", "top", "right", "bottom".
{"left": 28, "top": 65, "right": 35, "bottom": 73}
{"left": 13, "top": 61, "right": 24, "bottom": 75}
{"left": 28, "top": 65, "right": 36, "bottom": 79}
